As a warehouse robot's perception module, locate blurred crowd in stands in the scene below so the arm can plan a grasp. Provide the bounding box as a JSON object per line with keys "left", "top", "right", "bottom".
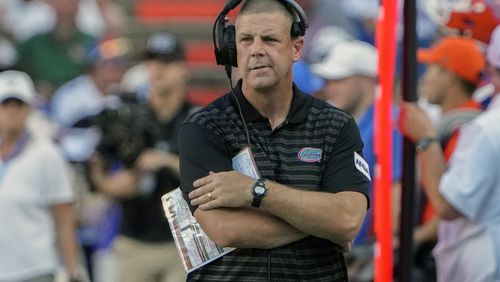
{"left": 1, "top": 0, "right": 500, "bottom": 281}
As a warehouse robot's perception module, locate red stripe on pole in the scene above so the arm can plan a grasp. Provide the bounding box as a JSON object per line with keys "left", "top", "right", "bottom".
{"left": 374, "top": 1, "right": 398, "bottom": 282}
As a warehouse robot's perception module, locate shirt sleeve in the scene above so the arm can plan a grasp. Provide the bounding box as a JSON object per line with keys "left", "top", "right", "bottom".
{"left": 439, "top": 122, "right": 499, "bottom": 221}
{"left": 321, "top": 118, "right": 371, "bottom": 207}
{"left": 41, "top": 143, "right": 75, "bottom": 205}
{"left": 178, "top": 123, "right": 233, "bottom": 213}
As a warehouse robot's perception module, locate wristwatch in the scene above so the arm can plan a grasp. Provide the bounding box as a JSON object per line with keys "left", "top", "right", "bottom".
{"left": 251, "top": 179, "right": 267, "bottom": 208}
{"left": 415, "top": 137, "right": 439, "bottom": 153}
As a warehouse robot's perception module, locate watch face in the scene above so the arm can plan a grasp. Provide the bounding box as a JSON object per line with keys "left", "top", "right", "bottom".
{"left": 254, "top": 185, "right": 266, "bottom": 196}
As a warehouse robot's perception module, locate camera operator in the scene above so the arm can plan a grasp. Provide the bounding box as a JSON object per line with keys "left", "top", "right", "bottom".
{"left": 89, "top": 32, "right": 194, "bottom": 282}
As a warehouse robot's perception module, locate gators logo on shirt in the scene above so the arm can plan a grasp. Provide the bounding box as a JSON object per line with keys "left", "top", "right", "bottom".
{"left": 298, "top": 147, "right": 322, "bottom": 162}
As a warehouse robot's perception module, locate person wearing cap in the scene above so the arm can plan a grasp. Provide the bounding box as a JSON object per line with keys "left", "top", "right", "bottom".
{"left": 88, "top": 32, "right": 191, "bottom": 282}
{"left": 51, "top": 36, "right": 129, "bottom": 163}
{"left": 410, "top": 37, "right": 485, "bottom": 274}
{"left": 120, "top": 32, "right": 190, "bottom": 102}
{"left": 0, "top": 71, "right": 82, "bottom": 282}
{"left": 311, "top": 40, "right": 402, "bottom": 254}
{"left": 398, "top": 26, "right": 500, "bottom": 281}
{"left": 49, "top": 36, "right": 129, "bottom": 281}
{"left": 311, "top": 40, "right": 384, "bottom": 120}
{"left": 291, "top": 25, "right": 354, "bottom": 97}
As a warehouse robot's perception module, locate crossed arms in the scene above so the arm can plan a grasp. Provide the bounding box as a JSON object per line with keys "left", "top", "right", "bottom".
{"left": 179, "top": 122, "right": 368, "bottom": 249}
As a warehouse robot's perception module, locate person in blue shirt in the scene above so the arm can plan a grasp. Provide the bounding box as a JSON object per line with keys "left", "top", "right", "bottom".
{"left": 311, "top": 39, "right": 402, "bottom": 280}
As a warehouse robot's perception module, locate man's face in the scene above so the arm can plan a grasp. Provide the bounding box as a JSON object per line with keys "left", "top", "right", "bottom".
{"left": 147, "top": 59, "right": 188, "bottom": 94}
{"left": 95, "top": 59, "right": 127, "bottom": 86}
{"left": 235, "top": 12, "right": 303, "bottom": 91}
{"left": 419, "top": 64, "right": 448, "bottom": 105}
{"left": 323, "top": 76, "right": 364, "bottom": 115}
{"left": 51, "top": 0, "right": 79, "bottom": 25}
{"left": 0, "top": 98, "right": 31, "bottom": 133}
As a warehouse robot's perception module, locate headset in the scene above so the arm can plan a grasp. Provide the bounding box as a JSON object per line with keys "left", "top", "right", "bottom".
{"left": 212, "top": 0, "right": 309, "bottom": 68}
{"left": 212, "top": 0, "right": 308, "bottom": 147}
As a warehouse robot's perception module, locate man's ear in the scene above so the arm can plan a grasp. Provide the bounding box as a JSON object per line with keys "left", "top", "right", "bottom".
{"left": 292, "top": 37, "right": 304, "bottom": 62}
{"left": 441, "top": 68, "right": 455, "bottom": 85}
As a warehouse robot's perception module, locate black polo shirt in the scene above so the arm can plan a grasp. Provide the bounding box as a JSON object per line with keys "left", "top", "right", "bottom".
{"left": 179, "top": 81, "right": 370, "bottom": 281}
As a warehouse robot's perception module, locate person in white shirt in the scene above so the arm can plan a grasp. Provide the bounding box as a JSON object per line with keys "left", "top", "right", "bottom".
{"left": 0, "top": 70, "right": 81, "bottom": 282}
{"left": 398, "top": 26, "right": 500, "bottom": 281}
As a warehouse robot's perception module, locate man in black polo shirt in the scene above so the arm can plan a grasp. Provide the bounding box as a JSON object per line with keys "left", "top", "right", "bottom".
{"left": 178, "top": 0, "right": 370, "bottom": 281}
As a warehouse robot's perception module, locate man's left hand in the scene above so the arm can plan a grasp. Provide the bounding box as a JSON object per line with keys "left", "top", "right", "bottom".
{"left": 189, "top": 171, "right": 255, "bottom": 210}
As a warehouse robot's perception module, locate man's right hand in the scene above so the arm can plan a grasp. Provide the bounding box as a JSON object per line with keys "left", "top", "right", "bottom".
{"left": 398, "top": 102, "right": 437, "bottom": 142}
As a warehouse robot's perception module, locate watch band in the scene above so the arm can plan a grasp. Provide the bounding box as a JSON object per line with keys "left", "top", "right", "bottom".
{"left": 415, "top": 137, "right": 439, "bottom": 153}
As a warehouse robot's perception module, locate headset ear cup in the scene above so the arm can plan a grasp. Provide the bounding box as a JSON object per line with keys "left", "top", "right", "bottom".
{"left": 291, "top": 22, "right": 305, "bottom": 37}
{"left": 215, "top": 16, "right": 227, "bottom": 65}
{"left": 224, "top": 25, "right": 238, "bottom": 67}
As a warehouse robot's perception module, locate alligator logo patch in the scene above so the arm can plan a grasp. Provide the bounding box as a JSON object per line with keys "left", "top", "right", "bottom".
{"left": 298, "top": 147, "right": 322, "bottom": 163}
